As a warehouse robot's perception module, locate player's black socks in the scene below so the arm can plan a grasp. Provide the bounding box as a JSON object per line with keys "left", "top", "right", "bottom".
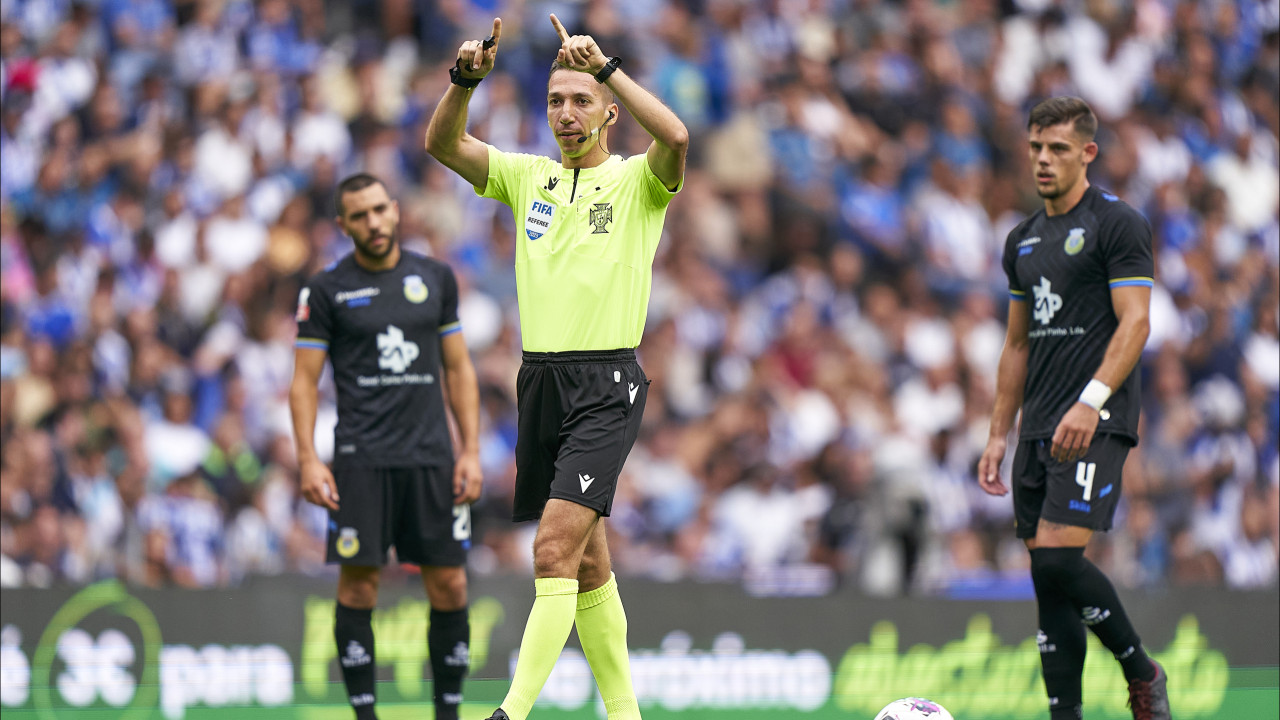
{"left": 1033, "top": 547, "right": 1156, "bottom": 683}
{"left": 334, "top": 603, "right": 378, "bottom": 720}
{"left": 429, "top": 607, "right": 471, "bottom": 720}
{"left": 1030, "top": 549, "right": 1086, "bottom": 718}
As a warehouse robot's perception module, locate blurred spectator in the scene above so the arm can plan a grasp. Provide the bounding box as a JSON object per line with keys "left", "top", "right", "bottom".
{"left": 0, "top": 0, "right": 1274, "bottom": 595}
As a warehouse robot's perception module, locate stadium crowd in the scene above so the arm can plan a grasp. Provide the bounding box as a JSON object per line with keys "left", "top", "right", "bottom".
{"left": 1, "top": 0, "right": 1277, "bottom": 598}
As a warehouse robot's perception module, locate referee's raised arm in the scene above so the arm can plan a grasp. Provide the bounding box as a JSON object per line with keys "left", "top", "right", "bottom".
{"left": 425, "top": 17, "right": 502, "bottom": 191}
{"left": 549, "top": 13, "right": 688, "bottom": 190}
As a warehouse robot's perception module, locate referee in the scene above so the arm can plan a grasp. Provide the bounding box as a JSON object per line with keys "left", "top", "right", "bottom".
{"left": 426, "top": 14, "right": 687, "bottom": 720}
{"left": 979, "top": 98, "right": 1170, "bottom": 720}
{"left": 289, "top": 174, "right": 482, "bottom": 720}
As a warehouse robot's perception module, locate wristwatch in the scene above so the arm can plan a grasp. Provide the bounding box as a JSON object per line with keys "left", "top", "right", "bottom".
{"left": 595, "top": 56, "right": 622, "bottom": 83}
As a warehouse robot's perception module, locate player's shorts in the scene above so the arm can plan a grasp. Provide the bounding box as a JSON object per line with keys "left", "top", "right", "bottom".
{"left": 325, "top": 460, "right": 469, "bottom": 567}
{"left": 513, "top": 348, "right": 649, "bottom": 521}
{"left": 1011, "top": 433, "right": 1133, "bottom": 539}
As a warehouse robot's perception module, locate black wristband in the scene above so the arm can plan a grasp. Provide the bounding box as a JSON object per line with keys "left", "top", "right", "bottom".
{"left": 594, "top": 56, "right": 622, "bottom": 84}
{"left": 450, "top": 35, "right": 495, "bottom": 89}
{"left": 449, "top": 63, "right": 482, "bottom": 89}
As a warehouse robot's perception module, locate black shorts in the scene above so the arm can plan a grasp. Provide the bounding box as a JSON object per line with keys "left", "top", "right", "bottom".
{"left": 325, "top": 460, "right": 469, "bottom": 567}
{"left": 513, "top": 348, "right": 649, "bottom": 521}
{"left": 1012, "top": 433, "right": 1132, "bottom": 539}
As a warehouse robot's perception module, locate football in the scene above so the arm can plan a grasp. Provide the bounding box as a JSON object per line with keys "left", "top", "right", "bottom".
{"left": 874, "top": 697, "right": 954, "bottom": 720}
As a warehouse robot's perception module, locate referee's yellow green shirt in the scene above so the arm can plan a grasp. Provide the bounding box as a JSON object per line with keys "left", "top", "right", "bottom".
{"left": 478, "top": 146, "right": 680, "bottom": 352}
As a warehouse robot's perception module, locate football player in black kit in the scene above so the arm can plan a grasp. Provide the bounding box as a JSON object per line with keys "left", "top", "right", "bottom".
{"left": 289, "top": 173, "right": 482, "bottom": 720}
{"left": 978, "top": 97, "right": 1171, "bottom": 720}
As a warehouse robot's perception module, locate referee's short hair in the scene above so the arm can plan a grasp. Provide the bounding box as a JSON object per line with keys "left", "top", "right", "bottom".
{"left": 548, "top": 60, "right": 615, "bottom": 105}
{"left": 335, "top": 173, "right": 385, "bottom": 216}
{"left": 1027, "top": 96, "right": 1097, "bottom": 141}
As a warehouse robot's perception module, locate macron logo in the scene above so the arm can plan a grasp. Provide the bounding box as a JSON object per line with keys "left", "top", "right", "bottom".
{"left": 579, "top": 473, "right": 595, "bottom": 493}
{"left": 628, "top": 382, "right": 639, "bottom": 404}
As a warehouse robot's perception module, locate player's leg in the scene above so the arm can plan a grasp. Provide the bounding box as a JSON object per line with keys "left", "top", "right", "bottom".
{"left": 1014, "top": 441, "right": 1087, "bottom": 720}
{"left": 394, "top": 466, "right": 473, "bottom": 720}
{"left": 1034, "top": 437, "right": 1168, "bottom": 720}
{"left": 328, "top": 463, "right": 390, "bottom": 720}
{"left": 496, "top": 499, "right": 598, "bottom": 720}
{"left": 422, "top": 565, "right": 470, "bottom": 720}
{"left": 336, "top": 566, "right": 381, "bottom": 720}
{"left": 576, "top": 522, "right": 640, "bottom": 719}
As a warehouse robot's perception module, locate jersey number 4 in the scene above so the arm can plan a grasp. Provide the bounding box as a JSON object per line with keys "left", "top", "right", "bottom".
{"left": 1075, "top": 462, "right": 1097, "bottom": 501}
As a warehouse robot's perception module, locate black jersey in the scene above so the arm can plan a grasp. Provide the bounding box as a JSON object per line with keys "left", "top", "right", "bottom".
{"left": 295, "top": 251, "right": 462, "bottom": 466}
{"left": 1002, "top": 185, "right": 1154, "bottom": 444}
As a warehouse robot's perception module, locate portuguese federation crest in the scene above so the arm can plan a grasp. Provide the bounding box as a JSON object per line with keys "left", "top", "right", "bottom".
{"left": 1064, "top": 227, "right": 1086, "bottom": 255}
{"left": 589, "top": 203, "right": 613, "bottom": 234}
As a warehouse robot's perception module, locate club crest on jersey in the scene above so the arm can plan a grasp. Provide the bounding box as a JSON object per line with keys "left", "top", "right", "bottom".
{"left": 589, "top": 202, "right": 613, "bottom": 234}
{"left": 403, "top": 274, "right": 428, "bottom": 303}
{"left": 296, "top": 288, "right": 311, "bottom": 321}
{"left": 526, "top": 201, "right": 556, "bottom": 241}
{"left": 336, "top": 527, "right": 360, "bottom": 558}
{"left": 1064, "top": 227, "right": 1086, "bottom": 255}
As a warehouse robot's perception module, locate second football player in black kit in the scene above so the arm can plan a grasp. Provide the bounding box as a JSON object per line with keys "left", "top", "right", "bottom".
{"left": 979, "top": 98, "right": 1171, "bottom": 720}
{"left": 289, "top": 174, "right": 482, "bottom": 720}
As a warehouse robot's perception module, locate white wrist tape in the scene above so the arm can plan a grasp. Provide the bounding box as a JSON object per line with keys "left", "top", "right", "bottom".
{"left": 1078, "top": 379, "right": 1112, "bottom": 411}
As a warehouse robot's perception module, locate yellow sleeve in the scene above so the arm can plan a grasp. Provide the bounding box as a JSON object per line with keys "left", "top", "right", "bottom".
{"left": 632, "top": 154, "right": 681, "bottom": 209}
{"left": 476, "top": 145, "right": 533, "bottom": 207}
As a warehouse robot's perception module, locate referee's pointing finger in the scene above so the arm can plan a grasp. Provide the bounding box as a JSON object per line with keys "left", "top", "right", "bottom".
{"left": 550, "top": 13, "right": 570, "bottom": 44}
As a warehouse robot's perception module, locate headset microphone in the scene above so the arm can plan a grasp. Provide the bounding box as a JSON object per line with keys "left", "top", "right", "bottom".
{"left": 577, "top": 110, "right": 615, "bottom": 144}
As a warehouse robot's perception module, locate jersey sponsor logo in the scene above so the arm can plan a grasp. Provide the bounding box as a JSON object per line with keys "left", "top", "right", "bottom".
{"left": 1031, "top": 277, "right": 1063, "bottom": 325}
{"left": 340, "top": 640, "right": 372, "bottom": 668}
{"left": 1064, "top": 227, "right": 1086, "bottom": 255}
{"left": 335, "top": 287, "right": 381, "bottom": 307}
{"left": 545, "top": 176, "right": 559, "bottom": 191}
{"left": 377, "top": 324, "right": 420, "bottom": 373}
{"left": 295, "top": 288, "right": 311, "bottom": 321}
{"left": 526, "top": 200, "right": 556, "bottom": 240}
{"left": 589, "top": 202, "right": 613, "bottom": 234}
{"left": 629, "top": 382, "right": 639, "bottom": 404}
{"left": 335, "top": 527, "right": 360, "bottom": 558}
{"left": 403, "top": 274, "right": 428, "bottom": 304}
{"left": 579, "top": 473, "right": 595, "bottom": 493}
{"left": 1017, "top": 236, "right": 1041, "bottom": 247}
